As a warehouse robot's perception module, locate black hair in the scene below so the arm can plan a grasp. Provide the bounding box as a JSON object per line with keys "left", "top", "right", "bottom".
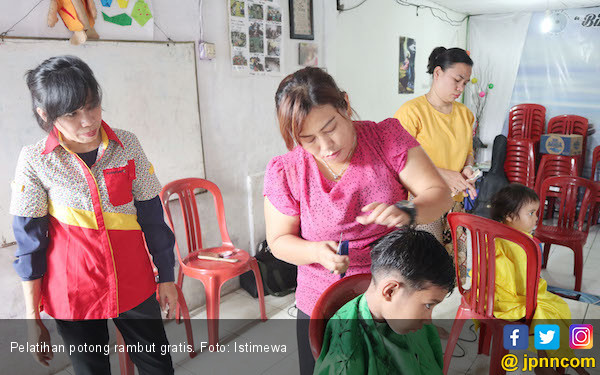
{"left": 370, "top": 229, "right": 455, "bottom": 293}
{"left": 25, "top": 55, "right": 102, "bottom": 132}
{"left": 427, "top": 46, "right": 473, "bottom": 74}
{"left": 490, "top": 184, "right": 540, "bottom": 222}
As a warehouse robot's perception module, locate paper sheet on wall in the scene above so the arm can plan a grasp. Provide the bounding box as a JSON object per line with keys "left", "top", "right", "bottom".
{"left": 228, "top": 0, "right": 283, "bottom": 76}
{"left": 97, "top": 0, "right": 154, "bottom": 40}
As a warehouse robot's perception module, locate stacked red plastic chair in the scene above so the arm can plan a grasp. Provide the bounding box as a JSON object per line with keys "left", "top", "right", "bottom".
{"left": 504, "top": 138, "right": 536, "bottom": 188}
{"left": 508, "top": 104, "right": 546, "bottom": 142}
{"left": 591, "top": 146, "right": 600, "bottom": 224}
{"left": 535, "top": 154, "right": 580, "bottom": 219}
{"left": 507, "top": 104, "right": 546, "bottom": 180}
{"left": 547, "top": 115, "right": 588, "bottom": 175}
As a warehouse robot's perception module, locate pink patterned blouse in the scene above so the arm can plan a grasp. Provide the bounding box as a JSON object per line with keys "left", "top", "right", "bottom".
{"left": 264, "top": 118, "right": 420, "bottom": 315}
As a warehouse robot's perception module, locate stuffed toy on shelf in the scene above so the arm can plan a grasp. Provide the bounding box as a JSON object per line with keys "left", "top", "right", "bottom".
{"left": 48, "top": 0, "right": 100, "bottom": 45}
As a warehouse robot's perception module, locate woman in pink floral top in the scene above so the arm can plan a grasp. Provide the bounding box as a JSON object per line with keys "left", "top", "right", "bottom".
{"left": 264, "top": 67, "right": 452, "bottom": 374}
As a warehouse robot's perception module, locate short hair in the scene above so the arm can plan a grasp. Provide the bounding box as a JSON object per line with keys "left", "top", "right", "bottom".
{"left": 370, "top": 229, "right": 455, "bottom": 292}
{"left": 427, "top": 46, "right": 473, "bottom": 74}
{"left": 274, "top": 67, "right": 352, "bottom": 150}
{"left": 25, "top": 55, "right": 102, "bottom": 132}
{"left": 490, "top": 184, "right": 540, "bottom": 222}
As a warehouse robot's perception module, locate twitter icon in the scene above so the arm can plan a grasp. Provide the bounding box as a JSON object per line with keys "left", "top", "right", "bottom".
{"left": 535, "top": 325, "right": 560, "bottom": 350}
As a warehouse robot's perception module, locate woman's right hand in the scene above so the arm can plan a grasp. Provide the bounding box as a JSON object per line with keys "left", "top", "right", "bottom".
{"left": 438, "top": 168, "right": 477, "bottom": 199}
{"left": 26, "top": 318, "right": 53, "bottom": 366}
{"left": 313, "top": 241, "right": 349, "bottom": 275}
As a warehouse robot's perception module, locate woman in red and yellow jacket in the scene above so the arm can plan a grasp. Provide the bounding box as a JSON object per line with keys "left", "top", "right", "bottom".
{"left": 11, "top": 55, "right": 175, "bottom": 374}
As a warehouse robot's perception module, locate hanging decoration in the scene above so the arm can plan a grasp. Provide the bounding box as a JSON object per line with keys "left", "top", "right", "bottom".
{"left": 131, "top": 0, "right": 152, "bottom": 26}
{"left": 467, "top": 63, "right": 495, "bottom": 160}
{"left": 102, "top": 11, "right": 132, "bottom": 26}
{"left": 47, "top": 0, "right": 100, "bottom": 45}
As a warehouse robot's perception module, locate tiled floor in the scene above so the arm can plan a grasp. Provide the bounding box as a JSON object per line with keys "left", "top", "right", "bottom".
{"left": 57, "top": 226, "right": 600, "bottom": 374}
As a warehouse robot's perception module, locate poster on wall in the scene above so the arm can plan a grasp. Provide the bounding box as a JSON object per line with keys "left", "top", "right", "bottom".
{"left": 398, "top": 36, "right": 416, "bottom": 94}
{"left": 228, "top": 0, "right": 283, "bottom": 76}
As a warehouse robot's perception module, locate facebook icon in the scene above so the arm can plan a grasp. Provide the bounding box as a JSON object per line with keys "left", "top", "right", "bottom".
{"left": 504, "top": 324, "right": 529, "bottom": 350}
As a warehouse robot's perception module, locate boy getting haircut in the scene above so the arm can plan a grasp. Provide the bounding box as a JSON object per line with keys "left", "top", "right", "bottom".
{"left": 314, "top": 229, "right": 455, "bottom": 375}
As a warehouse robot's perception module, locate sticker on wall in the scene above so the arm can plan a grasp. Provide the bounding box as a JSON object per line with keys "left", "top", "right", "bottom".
{"left": 131, "top": 0, "right": 153, "bottom": 26}
{"left": 399, "top": 36, "right": 416, "bottom": 94}
{"left": 102, "top": 12, "right": 132, "bottom": 26}
{"left": 117, "top": 0, "right": 129, "bottom": 8}
{"left": 101, "top": 0, "right": 113, "bottom": 6}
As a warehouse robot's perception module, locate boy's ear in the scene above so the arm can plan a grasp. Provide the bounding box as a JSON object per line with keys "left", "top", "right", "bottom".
{"left": 505, "top": 214, "right": 514, "bottom": 223}
{"left": 381, "top": 280, "right": 404, "bottom": 301}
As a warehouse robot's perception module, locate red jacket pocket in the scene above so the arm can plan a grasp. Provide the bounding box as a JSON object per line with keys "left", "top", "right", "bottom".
{"left": 103, "top": 160, "right": 136, "bottom": 206}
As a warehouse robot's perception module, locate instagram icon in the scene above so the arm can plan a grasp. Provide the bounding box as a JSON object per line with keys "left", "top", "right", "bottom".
{"left": 570, "top": 324, "right": 593, "bottom": 349}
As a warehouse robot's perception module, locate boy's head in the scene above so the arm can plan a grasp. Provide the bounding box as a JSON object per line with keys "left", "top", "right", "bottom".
{"left": 490, "top": 184, "right": 540, "bottom": 233}
{"left": 368, "top": 229, "right": 455, "bottom": 334}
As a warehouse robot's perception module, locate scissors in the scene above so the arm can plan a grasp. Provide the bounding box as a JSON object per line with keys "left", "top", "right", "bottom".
{"left": 336, "top": 233, "right": 349, "bottom": 278}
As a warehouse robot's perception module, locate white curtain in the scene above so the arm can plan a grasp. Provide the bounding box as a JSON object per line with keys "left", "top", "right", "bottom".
{"left": 466, "top": 13, "right": 531, "bottom": 162}
{"left": 507, "top": 8, "right": 600, "bottom": 178}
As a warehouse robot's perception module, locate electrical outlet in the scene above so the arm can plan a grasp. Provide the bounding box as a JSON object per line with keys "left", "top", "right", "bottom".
{"left": 198, "top": 42, "right": 216, "bottom": 60}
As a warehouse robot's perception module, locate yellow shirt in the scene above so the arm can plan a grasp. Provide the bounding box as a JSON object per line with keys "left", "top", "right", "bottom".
{"left": 394, "top": 95, "right": 474, "bottom": 172}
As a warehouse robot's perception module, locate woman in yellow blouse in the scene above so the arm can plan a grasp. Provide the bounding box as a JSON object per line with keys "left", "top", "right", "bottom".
{"left": 394, "top": 47, "right": 476, "bottom": 277}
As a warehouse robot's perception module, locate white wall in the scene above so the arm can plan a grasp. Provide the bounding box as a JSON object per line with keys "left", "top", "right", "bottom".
{"left": 334, "top": 0, "right": 468, "bottom": 122}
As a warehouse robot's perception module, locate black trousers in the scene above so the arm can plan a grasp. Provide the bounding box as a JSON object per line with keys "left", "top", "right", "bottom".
{"left": 296, "top": 309, "right": 315, "bottom": 375}
{"left": 55, "top": 293, "right": 174, "bottom": 375}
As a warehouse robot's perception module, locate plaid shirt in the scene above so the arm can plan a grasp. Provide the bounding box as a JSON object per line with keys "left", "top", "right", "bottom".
{"left": 11, "top": 122, "right": 165, "bottom": 319}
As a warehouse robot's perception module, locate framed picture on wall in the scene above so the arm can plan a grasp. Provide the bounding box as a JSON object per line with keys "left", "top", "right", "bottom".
{"left": 398, "top": 36, "right": 416, "bottom": 94}
{"left": 298, "top": 43, "right": 318, "bottom": 66}
{"left": 289, "top": 0, "right": 314, "bottom": 40}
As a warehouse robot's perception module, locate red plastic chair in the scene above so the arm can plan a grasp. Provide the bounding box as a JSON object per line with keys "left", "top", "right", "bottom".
{"left": 590, "top": 146, "right": 600, "bottom": 225}
{"left": 592, "top": 145, "right": 600, "bottom": 180}
{"left": 547, "top": 115, "right": 588, "bottom": 174}
{"left": 508, "top": 103, "right": 546, "bottom": 142}
{"left": 160, "top": 178, "right": 267, "bottom": 347}
{"left": 443, "top": 213, "right": 540, "bottom": 375}
{"left": 536, "top": 176, "right": 598, "bottom": 291}
{"left": 309, "top": 273, "right": 372, "bottom": 359}
{"left": 535, "top": 154, "right": 579, "bottom": 219}
{"left": 504, "top": 138, "right": 536, "bottom": 188}
{"left": 116, "top": 283, "right": 195, "bottom": 375}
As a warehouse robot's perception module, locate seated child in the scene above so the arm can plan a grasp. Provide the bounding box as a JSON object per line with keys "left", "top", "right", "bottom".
{"left": 490, "top": 184, "right": 588, "bottom": 375}
{"left": 313, "top": 229, "right": 455, "bottom": 375}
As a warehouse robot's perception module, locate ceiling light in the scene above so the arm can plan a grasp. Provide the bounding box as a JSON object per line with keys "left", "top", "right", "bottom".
{"left": 541, "top": 10, "right": 552, "bottom": 33}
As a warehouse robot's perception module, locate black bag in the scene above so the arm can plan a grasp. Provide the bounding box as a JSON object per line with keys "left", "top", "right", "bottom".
{"left": 470, "top": 135, "right": 510, "bottom": 219}
{"left": 240, "top": 240, "right": 297, "bottom": 298}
